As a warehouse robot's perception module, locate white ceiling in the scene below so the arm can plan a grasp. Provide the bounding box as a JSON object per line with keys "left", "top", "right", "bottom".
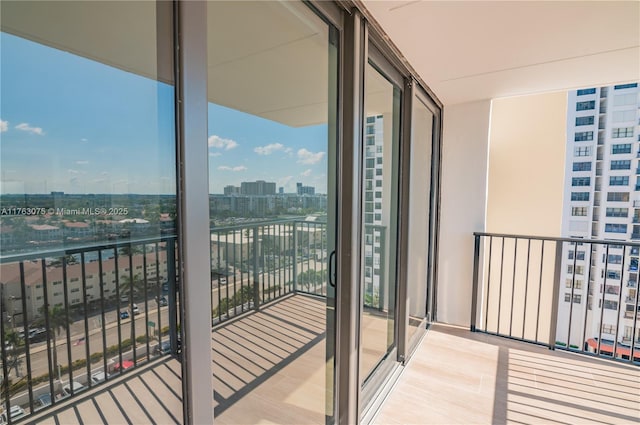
{"left": 361, "top": 1, "right": 640, "bottom": 105}
{"left": 4, "top": 1, "right": 638, "bottom": 114}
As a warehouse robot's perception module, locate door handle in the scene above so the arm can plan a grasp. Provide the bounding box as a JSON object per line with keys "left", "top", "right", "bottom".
{"left": 328, "top": 250, "right": 336, "bottom": 287}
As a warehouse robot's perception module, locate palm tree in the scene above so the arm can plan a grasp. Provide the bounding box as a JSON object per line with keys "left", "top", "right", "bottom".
{"left": 3, "top": 330, "right": 23, "bottom": 377}
{"left": 120, "top": 273, "right": 145, "bottom": 300}
{"left": 37, "top": 305, "right": 70, "bottom": 380}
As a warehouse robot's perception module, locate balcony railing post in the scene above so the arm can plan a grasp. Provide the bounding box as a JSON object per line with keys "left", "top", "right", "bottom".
{"left": 167, "top": 239, "right": 178, "bottom": 355}
{"left": 293, "top": 222, "right": 298, "bottom": 293}
{"left": 549, "top": 240, "right": 563, "bottom": 350}
{"left": 252, "top": 226, "right": 260, "bottom": 311}
{"left": 471, "top": 234, "right": 481, "bottom": 332}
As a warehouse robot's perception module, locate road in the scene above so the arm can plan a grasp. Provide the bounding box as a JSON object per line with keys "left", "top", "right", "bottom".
{"left": 7, "top": 258, "right": 327, "bottom": 380}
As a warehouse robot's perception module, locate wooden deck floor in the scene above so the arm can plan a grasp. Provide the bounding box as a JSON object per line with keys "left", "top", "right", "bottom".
{"left": 24, "top": 298, "right": 640, "bottom": 424}
{"left": 212, "top": 294, "right": 328, "bottom": 425}
{"left": 26, "top": 357, "right": 183, "bottom": 425}
{"left": 373, "top": 323, "right": 640, "bottom": 425}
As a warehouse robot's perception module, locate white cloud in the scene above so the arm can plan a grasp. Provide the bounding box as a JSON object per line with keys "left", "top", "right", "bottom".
{"left": 279, "top": 176, "right": 294, "bottom": 186}
{"left": 209, "top": 152, "right": 222, "bottom": 157}
{"left": 0, "top": 120, "right": 8, "bottom": 133}
{"left": 81, "top": 138, "right": 88, "bottom": 142}
{"left": 217, "top": 165, "right": 247, "bottom": 172}
{"left": 297, "top": 148, "right": 325, "bottom": 165}
{"left": 254, "top": 143, "right": 284, "bottom": 156}
{"left": 208, "top": 135, "right": 238, "bottom": 150}
{"left": 15, "top": 123, "right": 45, "bottom": 136}
{"left": 75, "top": 160, "right": 89, "bottom": 165}
{"left": 67, "top": 169, "right": 80, "bottom": 174}
{"left": 301, "top": 169, "right": 312, "bottom": 177}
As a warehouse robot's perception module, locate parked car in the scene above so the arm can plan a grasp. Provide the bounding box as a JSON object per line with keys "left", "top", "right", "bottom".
{"left": 132, "top": 303, "right": 140, "bottom": 315}
{"left": 62, "top": 381, "right": 86, "bottom": 397}
{"left": 120, "top": 294, "right": 129, "bottom": 304}
{"left": 35, "top": 393, "right": 52, "bottom": 411}
{"left": 0, "top": 405, "right": 26, "bottom": 424}
{"left": 91, "top": 370, "right": 109, "bottom": 384}
{"left": 120, "top": 310, "right": 130, "bottom": 319}
{"left": 154, "top": 340, "right": 171, "bottom": 356}
{"left": 157, "top": 296, "right": 168, "bottom": 307}
{"left": 29, "top": 327, "right": 47, "bottom": 342}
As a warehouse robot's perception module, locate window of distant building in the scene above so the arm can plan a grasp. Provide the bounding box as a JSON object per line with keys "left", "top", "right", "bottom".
{"left": 610, "top": 160, "right": 631, "bottom": 170}
{"left": 565, "top": 279, "right": 583, "bottom": 289}
{"left": 571, "top": 207, "right": 588, "bottom": 216}
{"left": 576, "top": 100, "right": 595, "bottom": 111}
{"left": 607, "top": 254, "right": 623, "bottom": 264}
{"left": 572, "top": 161, "right": 591, "bottom": 171}
{"left": 611, "top": 143, "right": 632, "bottom": 154}
{"left": 607, "top": 192, "right": 630, "bottom": 202}
{"left": 574, "top": 131, "right": 594, "bottom": 141}
{"left": 574, "top": 146, "right": 591, "bottom": 156}
{"left": 571, "top": 192, "right": 589, "bottom": 201}
{"left": 568, "top": 250, "right": 585, "bottom": 260}
{"left": 575, "top": 116, "right": 594, "bottom": 126}
{"left": 605, "top": 223, "right": 628, "bottom": 233}
{"left": 606, "top": 207, "right": 628, "bottom": 217}
{"left": 609, "top": 176, "right": 629, "bottom": 186}
{"left": 601, "top": 324, "right": 616, "bottom": 334}
{"left": 614, "top": 83, "right": 638, "bottom": 90}
{"left": 564, "top": 293, "right": 582, "bottom": 303}
{"left": 577, "top": 88, "right": 596, "bottom": 96}
{"left": 612, "top": 127, "right": 634, "bottom": 138}
{"left": 572, "top": 177, "right": 590, "bottom": 186}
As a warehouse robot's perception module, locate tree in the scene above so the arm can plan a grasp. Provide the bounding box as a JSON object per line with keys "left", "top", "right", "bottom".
{"left": 37, "top": 305, "right": 70, "bottom": 380}
{"left": 120, "top": 273, "right": 145, "bottom": 299}
{"left": 3, "top": 330, "right": 23, "bottom": 377}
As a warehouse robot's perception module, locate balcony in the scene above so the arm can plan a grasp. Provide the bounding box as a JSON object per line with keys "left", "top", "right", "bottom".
{"left": 3, "top": 228, "right": 639, "bottom": 424}
{"left": 374, "top": 325, "right": 639, "bottom": 424}
{"left": 23, "top": 298, "right": 640, "bottom": 425}
{"left": 471, "top": 233, "right": 640, "bottom": 364}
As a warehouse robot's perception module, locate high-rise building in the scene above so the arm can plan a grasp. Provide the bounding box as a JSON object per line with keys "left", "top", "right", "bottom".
{"left": 240, "top": 180, "right": 276, "bottom": 196}
{"left": 363, "top": 115, "right": 386, "bottom": 305}
{"left": 224, "top": 185, "right": 240, "bottom": 195}
{"left": 296, "top": 182, "right": 315, "bottom": 195}
{"left": 559, "top": 83, "right": 640, "bottom": 348}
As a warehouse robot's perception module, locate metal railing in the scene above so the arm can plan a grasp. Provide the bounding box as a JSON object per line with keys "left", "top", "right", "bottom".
{"left": 0, "top": 236, "right": 180, "bottom": 424}
{"left": 209, "top": 219, "right": 329, "bottom": 325}
{"left": 471, "top": 232, "right": 640, "bottom": 365}
{"left": 0, "top": 217, "right": 387, "bottom": 422}
{"left": 209, "top": 219, "right": 386, "bottom": 325}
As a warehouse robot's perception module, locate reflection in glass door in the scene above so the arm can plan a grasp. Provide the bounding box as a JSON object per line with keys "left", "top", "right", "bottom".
{"left": 206, "top": 2, "right": 338, "bottom": 423}
{"left": 359, "top": 59, "right": 402, "bottom": 388}
{"left": 406, "top": 96, "right": 435, "bottom": 348}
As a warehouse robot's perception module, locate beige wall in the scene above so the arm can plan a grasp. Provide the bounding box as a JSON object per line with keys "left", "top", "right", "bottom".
{"left": 486, "top": 92, "right": 567, "bottom": 236}
{"left": 476, "top": 92, "right": 567, "bottom": 339}
{"left": 437, "top": 100, "right": 492, "bottom": 326}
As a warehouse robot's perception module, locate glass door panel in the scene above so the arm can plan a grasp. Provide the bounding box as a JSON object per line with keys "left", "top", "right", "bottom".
{"left": 207, "top": 1, "right": 337, "bottom": 423}
{"left": 0, "top": 1, "right": 179, "bottom": 419}
{"left": 359, "top": 60, "right": 402, "bottom": 386}
{"left": 406, "top": 97, "right": 434, "bottom": 347}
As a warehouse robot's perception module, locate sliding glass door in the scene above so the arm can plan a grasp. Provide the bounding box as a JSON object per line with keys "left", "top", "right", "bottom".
{"left": 206, "top": 2, "right": 338, "bottom": 423}
{"left": 359, "top": 48, "right": 403, "bottom": 402}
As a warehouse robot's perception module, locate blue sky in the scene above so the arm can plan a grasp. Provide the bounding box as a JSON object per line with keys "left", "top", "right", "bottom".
{"left": 1, "top": 32, "right": 328, "bottom": 195}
